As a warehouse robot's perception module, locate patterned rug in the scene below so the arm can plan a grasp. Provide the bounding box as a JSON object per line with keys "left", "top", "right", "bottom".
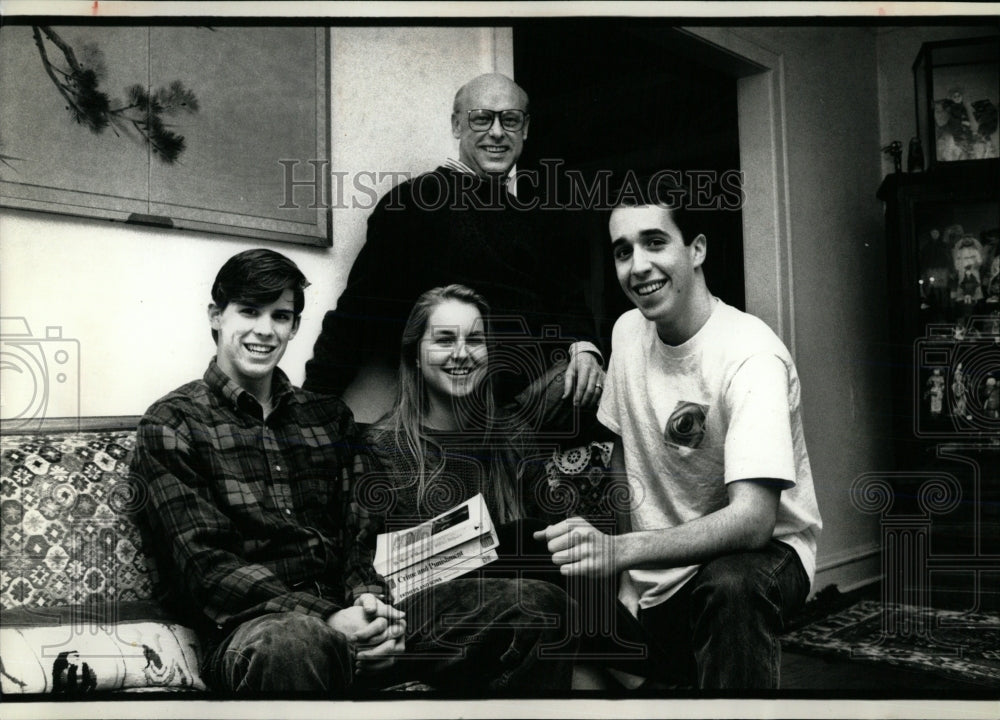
{"left": 782, "top": 600, "right": 1000, "bottom": 687}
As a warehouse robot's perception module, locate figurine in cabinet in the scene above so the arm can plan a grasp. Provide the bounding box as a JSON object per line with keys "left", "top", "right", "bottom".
{"left": 953, "top": 235, "right": 985, "bottom": 306}
{"left": 926, "top": 367, "right": 947, "bottom": 417}
{"left": 983, "top": 376, "right": 999, "bottom": 420}
{"left": 952, "top": 363, "right": 972, "bottom": 421}
{"left": 935, "top": 87, "right": 1000, "bottom": 161}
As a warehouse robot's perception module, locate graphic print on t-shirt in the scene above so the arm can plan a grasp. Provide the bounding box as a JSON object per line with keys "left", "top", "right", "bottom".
{"left": 663, "top": 400, "right": 709, "bottom": 449}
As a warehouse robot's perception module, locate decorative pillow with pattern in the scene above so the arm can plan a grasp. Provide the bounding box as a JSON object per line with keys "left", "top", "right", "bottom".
{"left": 1, "top": 431, "right": 153, "bottom": 610}
{"left": 0, "top": 619, "right": 205, "bottom": 694}
{"left": 1, "top": 432, "right": 206, "bottom": 694}
{"left": 541, "top": 441, "right": 625, "bottom": 526}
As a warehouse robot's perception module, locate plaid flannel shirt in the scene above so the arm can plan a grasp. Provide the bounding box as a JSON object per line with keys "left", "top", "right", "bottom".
{"left": 130, "top": 359, "right": 387, "bottom": 635}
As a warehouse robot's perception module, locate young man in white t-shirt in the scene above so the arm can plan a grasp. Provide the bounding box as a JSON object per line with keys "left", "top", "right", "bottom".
{"left": 535, "top": 178, "right": 822, "bottom": 688}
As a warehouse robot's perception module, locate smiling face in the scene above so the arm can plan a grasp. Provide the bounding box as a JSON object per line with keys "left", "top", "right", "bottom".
{"left": 209, "top": 289, "right": 299, "bottom": 395}
{"left": 451, "top": 74, "right": 529, "bottom": 178}
{"left": 419, "top": 299, "right": 489, "bottom": 410}
{"left": 609, "top": 204, "right": 710, "bottom": 344}
{"left": 954, "top": 244, "right": 982, "bottom": 274}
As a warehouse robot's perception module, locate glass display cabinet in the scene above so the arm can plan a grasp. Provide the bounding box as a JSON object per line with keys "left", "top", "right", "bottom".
{"left": 877, "top": 159, "right": 1000, "bottom": 611}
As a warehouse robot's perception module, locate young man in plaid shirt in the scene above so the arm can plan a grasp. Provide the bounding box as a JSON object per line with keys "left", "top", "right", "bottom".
{"left": 131, "top": 249, "right": 576, "bottom": 695}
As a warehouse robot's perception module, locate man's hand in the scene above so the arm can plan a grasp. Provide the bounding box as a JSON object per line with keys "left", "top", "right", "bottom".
{"left": 533, "top": 517, "right": 618, "bottom": 577}
{"left": 353, "top": 594, "right": 406, "bottom": 675}
{"left": 562, "top": 344, "right": 605, "bottom": 409}
{"left": 352, "top": 593, "right": 407, "bottom": 644}
{"left": 328, "top": 594, "right": 406, "bottom": 674}
{"left": 355, "top": 633, "right": 406, "bottom": 675}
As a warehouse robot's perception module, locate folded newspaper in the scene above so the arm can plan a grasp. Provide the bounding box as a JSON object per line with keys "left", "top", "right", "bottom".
{"left": 374, "top": 493, "right": 499, "bottom": 601}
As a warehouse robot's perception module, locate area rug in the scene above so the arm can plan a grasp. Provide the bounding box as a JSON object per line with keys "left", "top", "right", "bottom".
{"left": 782, "top": 600, "right": 1000, "bottom": 687}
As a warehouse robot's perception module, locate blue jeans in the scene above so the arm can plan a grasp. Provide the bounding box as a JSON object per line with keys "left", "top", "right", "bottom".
{"left": 202, "top": 576, "right": 576, "bottom": 695}
{"left": 636, "top": 540, "right": 810, "bottom": 689}
{"left": 386, "top": 576, "right": 577, "bottom": 693}
{"left": 202, "top": 612, "right": 354, "bottom": 693}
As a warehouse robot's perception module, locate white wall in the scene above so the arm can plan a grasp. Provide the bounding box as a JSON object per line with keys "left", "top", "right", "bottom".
{"left": 718, "top": 26, "right": 892, "bottom": 592}
{"left": 0, "top": 211, "right": 330, "bottom": 423}
{"left": 0, "top": 26, "right": 507, "bottom": 423}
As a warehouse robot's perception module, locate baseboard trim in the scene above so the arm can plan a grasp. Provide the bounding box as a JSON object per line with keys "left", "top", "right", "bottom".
{"left": 832, "top": 573, "right": 882, "bottom": 595}
{"left": 816, "top": 542, "right": 881, "bottom": 573}
{"left": 813, "top": 542, "right": 881, "bottom": 598}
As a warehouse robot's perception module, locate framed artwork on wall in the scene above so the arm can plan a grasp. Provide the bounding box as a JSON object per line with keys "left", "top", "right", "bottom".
{"left": 0, "top": 24, "right": 332, "bottom": 247}
{"left": 913, "top": 35, "right": 1000, "bottom": 168}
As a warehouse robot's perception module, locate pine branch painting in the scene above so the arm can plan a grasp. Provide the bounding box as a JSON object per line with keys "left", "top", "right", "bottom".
{"left": 31, "top": 25, "right": 199, "bottom": 164}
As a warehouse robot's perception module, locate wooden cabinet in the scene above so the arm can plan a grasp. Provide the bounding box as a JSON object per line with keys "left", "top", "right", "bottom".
{"left": 877, "top": 160, "right": 1000, "bottom": 610}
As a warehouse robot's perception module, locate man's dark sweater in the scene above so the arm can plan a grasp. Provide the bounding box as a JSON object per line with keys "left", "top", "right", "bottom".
{"left": 303, "top": 166, "right": 596, "bottom": 403}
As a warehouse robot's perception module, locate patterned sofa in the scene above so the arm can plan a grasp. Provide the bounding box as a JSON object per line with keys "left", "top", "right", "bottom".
{"left": 0, "top": 419, "right": 619, "bottom": 697}
{"left": 1, "top": 423, "right": 206, "bottom": 695}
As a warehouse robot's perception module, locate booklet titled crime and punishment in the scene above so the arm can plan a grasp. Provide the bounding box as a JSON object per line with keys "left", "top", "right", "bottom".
{"left": 374, "top": 493, "right": 499, "bottom": 601}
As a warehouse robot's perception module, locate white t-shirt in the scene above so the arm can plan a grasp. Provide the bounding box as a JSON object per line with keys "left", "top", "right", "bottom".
{"left": 597, "top": 300, "right": 822, "bottom": 612}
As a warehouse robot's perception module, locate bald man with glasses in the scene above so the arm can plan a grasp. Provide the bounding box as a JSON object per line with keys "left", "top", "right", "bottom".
{"left": 305, "top": 73, "right": 604, "bottom": 441}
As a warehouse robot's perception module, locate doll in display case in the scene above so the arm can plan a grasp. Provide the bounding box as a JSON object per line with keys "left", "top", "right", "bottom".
{"left": 952, "top": 320, "right": 967, "bottom": 342}
{"left": 951, "top": 363, "right": 972, "bottom": 422}
{"left": 952, "top": 235, "right": 985, "bottom": 312}
{"left": 935, "top": 86, "right": 1000, "bottom": 162}
{"left": 983, "top": 376, "right": 1000, "bottom": 421}
{"left": 925, "top": 367, "right": 947, "bottom": 418}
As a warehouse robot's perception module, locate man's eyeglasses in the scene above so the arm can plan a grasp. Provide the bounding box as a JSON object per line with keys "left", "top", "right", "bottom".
{"left": 466, "top": 109, "right": 528, "bottom": 132}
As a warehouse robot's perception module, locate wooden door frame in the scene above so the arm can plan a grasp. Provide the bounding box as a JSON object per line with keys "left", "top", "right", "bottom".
{"left": 678, "top": 27, "right": 796, "bottom": 356}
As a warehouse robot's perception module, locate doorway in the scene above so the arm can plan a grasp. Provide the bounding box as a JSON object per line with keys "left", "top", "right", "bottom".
{"left": 513, "top": 22, "right": 745, "bottom": 346}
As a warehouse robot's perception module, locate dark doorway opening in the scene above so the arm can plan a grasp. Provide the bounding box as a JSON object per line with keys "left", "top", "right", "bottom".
{"left": 513, "top": 22, "right": 745, "bottom": 349}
